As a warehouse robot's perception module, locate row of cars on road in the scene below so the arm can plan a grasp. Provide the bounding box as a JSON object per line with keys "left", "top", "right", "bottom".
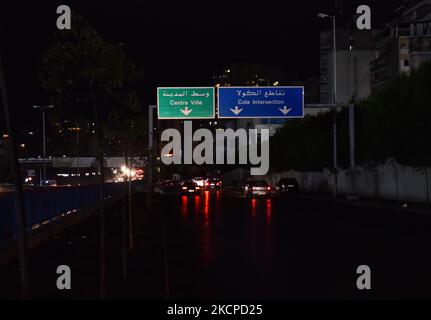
{"left": 156, "top": 177, "right": 222, "bottom": 195}
{"left": 243, "top": 178, "right": 299, "bottom": 197}
{"left": 182, "top": 177, "right": 222, "bottom": 194}
{"left": 156, "top": 176, "right": 300, "bottom": 198}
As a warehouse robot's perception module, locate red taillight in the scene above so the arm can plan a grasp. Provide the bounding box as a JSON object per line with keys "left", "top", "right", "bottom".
{"left": 182, "top": 187, "right": 187, "bottom": 190}
{"left": 267, "top": 187, "right": 271, "bottom": 191}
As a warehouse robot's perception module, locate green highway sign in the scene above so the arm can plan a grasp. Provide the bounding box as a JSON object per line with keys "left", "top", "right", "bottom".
{"left": 157, "top": 87, "right": 215, "bottom": 119}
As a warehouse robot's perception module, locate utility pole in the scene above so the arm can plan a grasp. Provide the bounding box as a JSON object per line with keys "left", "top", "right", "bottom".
{"left": 147, "top": 105, "right": 157, "bottom": 211}
{"left": 348, "top": 57, "right": 358, "bottom": 198}
{"left": 332, "top": 14, "right": 338, "bottom": 198}
{"left": 128, "top": 155, "right": 133, "bottom": 251}
{"left": 318, "top": 12, "right": 338, "bottom": 197}
{"left": 33, "top": 104, "right": 54, "bottom": 186}
{"left": 74, "top": 126, "right": 81, "bottom": 186}
{"left": 305, "top": 103, "right": 356, "bottom": 198}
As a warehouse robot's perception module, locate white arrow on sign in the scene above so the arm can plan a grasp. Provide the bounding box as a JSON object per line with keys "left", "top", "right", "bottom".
{"left": 230, "top": 106, "right": 243, "bottom": 115}
{"left": 279, "top": 106, "right": 292, "bottom": 115}
{"left": 180, "top": 107, "right": 193, "bottom": 116}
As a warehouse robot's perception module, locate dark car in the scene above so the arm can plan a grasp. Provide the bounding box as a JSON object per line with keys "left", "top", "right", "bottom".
{"left": 180, "top": 181, "right": 202, "bottom": 195}
{"left": 155, "top": 179, "right": 182, "bottom": 195}
{"left": 244, "top": 180, "right": 272, "bottom": 197}
{"left": 277, "top": 178, "right": 300, "bottom": 195}
{"left": 205, "top": 178, "right": 222, "bottom": 190}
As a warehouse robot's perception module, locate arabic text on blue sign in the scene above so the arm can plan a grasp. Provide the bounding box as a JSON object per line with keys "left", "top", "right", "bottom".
{"left": 217, "top": 86, "right": 304, "bottom": 119}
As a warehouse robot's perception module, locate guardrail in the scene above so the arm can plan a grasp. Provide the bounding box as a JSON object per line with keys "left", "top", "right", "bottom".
{"left": 0, "top": 183, "right": 125, "bottom": 242}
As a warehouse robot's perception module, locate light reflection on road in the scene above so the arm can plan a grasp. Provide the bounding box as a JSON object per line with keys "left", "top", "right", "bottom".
{"left": 181, "top": 196, "right": 188, "bottom": 219}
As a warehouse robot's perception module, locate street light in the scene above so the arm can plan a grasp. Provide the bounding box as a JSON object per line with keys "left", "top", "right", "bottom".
{"left": 33, "top": 104, "right": 54, "bottom": 186}
{"left": 318, "top": 12, "right": 339, "bottom": 196}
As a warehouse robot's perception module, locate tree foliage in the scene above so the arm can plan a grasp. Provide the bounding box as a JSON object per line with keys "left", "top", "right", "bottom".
{"left": 40, "top": 14, "right": 144, "bottom": 156}
{"left": 271, "top": 61, "right": 431, "bottom": 171}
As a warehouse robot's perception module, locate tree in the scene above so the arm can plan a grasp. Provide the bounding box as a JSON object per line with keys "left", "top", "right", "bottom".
{"left": 103, "top": 90, "right": 146, "bottom": 278}
{"left": 270, "top": 60, "right": 431, "bottom": 203}
{"left": 40, "top": 13, "right": 142, "bottom": 298}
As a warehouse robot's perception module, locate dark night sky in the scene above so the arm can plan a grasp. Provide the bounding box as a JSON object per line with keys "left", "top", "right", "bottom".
{"left": 0, "top": 0, "right": 400, "bottom": 131}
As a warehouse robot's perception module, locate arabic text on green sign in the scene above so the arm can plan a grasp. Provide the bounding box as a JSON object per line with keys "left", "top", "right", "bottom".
{"left": 157, "top": 87, "right": 215, "bottom": 119}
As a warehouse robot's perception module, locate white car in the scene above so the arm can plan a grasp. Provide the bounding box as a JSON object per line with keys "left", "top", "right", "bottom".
{"left": 192, "top": 177, "right": 205, "bottom": 187}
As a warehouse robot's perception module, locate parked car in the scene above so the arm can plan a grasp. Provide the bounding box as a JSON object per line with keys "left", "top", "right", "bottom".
{"left": 181, "top": 181, "right": 202, "bottom": 195}
{"left": 244, "top": 180, "right": 272, "bottom": 197}
{"left": 277, "top": 178, "right": 300, "bottom": 196}
{"left": 205, "top": 178, "right": 222, "bottom": 190}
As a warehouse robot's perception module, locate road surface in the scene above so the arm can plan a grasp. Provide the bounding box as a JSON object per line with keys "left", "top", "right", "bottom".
{"left": 1, "top": 190, "right": 431, "bottom": 299}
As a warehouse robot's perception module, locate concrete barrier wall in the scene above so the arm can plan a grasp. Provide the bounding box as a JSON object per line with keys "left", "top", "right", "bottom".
{"left": 224, "top": 160, "right": 431, "bottom": 204}
{"left": 268, "top": 162, "right": 430, "bottom": 204}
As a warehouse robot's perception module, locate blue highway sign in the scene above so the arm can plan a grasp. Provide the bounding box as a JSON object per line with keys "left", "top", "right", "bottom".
{"left": 217, "top": 86, "right": 304, "bottom": 119}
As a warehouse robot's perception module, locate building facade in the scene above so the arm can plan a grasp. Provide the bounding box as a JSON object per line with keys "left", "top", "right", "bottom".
{"left": 320, "top": 29, "right": 375, "bottom": 106}
{"left": 371, "top": 0, "right": 431, "bottom": 91}
{"left": 410, "top": 18, "right": 431, "bottom": 69}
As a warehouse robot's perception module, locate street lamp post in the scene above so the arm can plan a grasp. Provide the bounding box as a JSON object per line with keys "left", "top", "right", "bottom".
{"left": 33, "top": 105, "right": 54, "bottom": 186}
{"left": 318, "top": 12, "right": 338, "bottom": 197}
{"left": 147, "top": 105, "right": 157, "bottom": 211}
{"left": 71, "top": 126, "right": 81, "bottom": 185}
